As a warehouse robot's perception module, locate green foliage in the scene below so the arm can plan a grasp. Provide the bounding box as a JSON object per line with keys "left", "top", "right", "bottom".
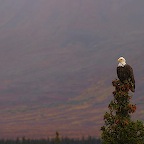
{"left": 0, "top": 136, "right": 101, "bottom": 144}
{"left": 101, "top": 79, "right": 144, "bottom": 144}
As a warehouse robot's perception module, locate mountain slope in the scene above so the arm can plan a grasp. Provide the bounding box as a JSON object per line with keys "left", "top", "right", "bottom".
{"left": 0, "top": 0, "right": 144, "bottom": 138}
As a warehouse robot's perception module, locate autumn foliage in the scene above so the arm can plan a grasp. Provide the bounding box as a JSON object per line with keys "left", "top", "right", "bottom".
{"left": 101, "top": 79, "right": 144, "bottom": 144}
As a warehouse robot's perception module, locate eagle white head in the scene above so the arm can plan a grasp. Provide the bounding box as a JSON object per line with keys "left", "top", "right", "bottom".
{"left": 118, "top": 57, "right": 126, "bottom": 66}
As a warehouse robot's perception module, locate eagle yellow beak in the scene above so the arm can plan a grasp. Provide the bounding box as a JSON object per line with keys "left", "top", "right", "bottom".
{"left": 118, "top": 57, "right": 125, "bottom": 63}
{"left": 118, "top": 58, "right": 121, "bottom": 62}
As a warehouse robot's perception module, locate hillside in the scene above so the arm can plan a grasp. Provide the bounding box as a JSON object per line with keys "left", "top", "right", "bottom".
{"left": 0, "top": 0, "right": 144, "bottom": 138}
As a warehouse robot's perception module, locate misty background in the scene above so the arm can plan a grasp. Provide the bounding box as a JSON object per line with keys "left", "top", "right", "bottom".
{"left": 0, "top": 0, "right": 144, "bottom": 138}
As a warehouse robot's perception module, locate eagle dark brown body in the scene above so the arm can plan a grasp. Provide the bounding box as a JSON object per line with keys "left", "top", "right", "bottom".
{"left": 117, "top": 57, "right": 135, "bottom": 92}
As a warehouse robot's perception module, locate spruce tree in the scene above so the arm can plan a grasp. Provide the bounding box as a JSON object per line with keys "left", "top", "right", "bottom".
{"left": 101, "top": 79, "right": 144, "bottom": 144}
{"left": 54, "top": 131, "right": 61, "bottom": 144}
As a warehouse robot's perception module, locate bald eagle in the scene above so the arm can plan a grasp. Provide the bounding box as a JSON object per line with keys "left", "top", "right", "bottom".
{"left": 117, "top": 57, "right": 135, "bottom": 92}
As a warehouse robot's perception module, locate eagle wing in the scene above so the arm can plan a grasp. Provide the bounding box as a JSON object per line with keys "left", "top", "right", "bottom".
{"left": 125, "top": 64, "right": 135, "bottom": 89}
